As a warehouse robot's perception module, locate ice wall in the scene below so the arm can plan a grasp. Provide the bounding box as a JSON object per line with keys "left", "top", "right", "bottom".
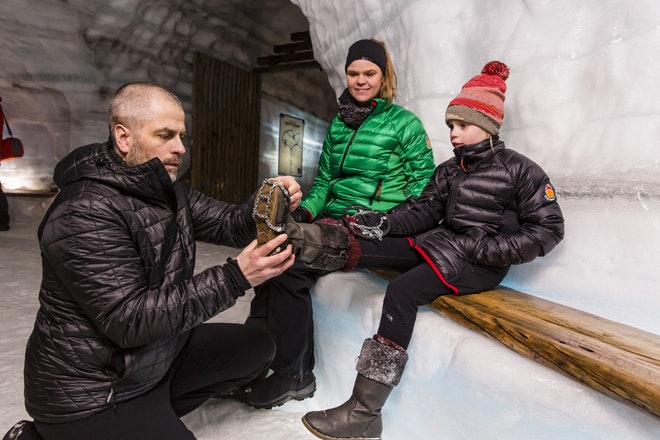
{"left": 292, "top": 0, "right": 660, "bottom": 334}
{"left": 293, "top": 0, "right": 660, "bottom": 193}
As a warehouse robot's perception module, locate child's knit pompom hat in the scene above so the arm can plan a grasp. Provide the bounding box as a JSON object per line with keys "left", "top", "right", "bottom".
{"left": 445, "top": 61, "right": 509, "bottom": 135}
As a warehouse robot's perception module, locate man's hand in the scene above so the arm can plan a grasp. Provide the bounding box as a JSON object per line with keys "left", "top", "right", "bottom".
{"left": 270, "top": 175, "right": 302, "bottom": 211}
{"left": 235, "top": 234, "right": 295, "bottom": 287}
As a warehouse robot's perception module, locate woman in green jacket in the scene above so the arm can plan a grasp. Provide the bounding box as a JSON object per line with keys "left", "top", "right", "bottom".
{"left": 236, "top": 39, "right": 435, "bottom": 410}
{"left": 294, "top": 39, "right": 435, "bottom": 220}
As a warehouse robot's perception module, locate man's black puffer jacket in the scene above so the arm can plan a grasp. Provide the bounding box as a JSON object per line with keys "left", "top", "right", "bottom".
{"left": 387, "top": 139, "right": 564, "bottom": 294}
{"left": 24, "top": 142, "right": 256, "bottom": 422}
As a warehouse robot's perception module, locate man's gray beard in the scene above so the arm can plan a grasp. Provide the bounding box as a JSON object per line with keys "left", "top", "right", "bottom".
{"left": 124, "top": 139, "right": 178, "bottom": 182}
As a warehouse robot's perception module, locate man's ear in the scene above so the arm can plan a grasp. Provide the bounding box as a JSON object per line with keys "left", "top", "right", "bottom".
{"left": 113, "top": 124, "right": 131, "bottom": 154}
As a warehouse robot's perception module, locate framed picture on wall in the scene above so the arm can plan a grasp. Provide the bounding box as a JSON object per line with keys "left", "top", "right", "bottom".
{"left": 278, "top": 113, "right": 304, "bottom": 177}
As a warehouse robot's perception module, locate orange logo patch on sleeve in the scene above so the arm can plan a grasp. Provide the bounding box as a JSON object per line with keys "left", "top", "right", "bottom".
{"left": 544, "top": 183, "right": 556, "bottom": 201}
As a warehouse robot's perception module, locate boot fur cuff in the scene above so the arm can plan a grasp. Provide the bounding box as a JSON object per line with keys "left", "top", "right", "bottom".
{"left": 341, "top": 232, "right": 361, "bottom": 272}
{"left": 305, "top": 221, "right": 350, "bottom": 270}
{"left": 315, "top": 218, "right": 361, "bottom": 272}
{"left": 356, "top": 338, "right": 408, "bottom": 387}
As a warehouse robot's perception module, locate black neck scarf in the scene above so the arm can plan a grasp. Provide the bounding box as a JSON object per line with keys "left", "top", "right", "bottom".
{"left": 338, "top": 88, "right": 373, "bottom": 129}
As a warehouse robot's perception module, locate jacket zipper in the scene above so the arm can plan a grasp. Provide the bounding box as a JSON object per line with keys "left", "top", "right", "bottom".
{"left": 106, "top": 385, "right": 115, "bottom": 406}
{"left": 329, "top": 129, "right": 359, "bottom": 198}
{"left": 338, "top": 130, "right": 358, "bottom": 175}
{"left": 446, "top": 171, "right": 468, "bottom": 221}
{"left": 370, "top": 179, "right": 383, "bottom": 204}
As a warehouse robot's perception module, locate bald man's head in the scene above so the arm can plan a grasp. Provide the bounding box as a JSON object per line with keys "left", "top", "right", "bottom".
{"left": 109, "top": 83, "right": 183, "bottom": 142}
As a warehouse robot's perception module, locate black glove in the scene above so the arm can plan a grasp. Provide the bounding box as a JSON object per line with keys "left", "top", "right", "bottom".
{"left": 290, "top": 206, "right": 313, "bottom": 223}
{"left": 345, "top": 210, "right": 390, "bottom": 241}
{"left": 355, "top": 211, "right": 385, "bottom": 227}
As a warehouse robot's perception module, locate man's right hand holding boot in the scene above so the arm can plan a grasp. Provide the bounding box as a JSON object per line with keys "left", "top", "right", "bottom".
{"left": 236, "top": 234, "right": 295, "bottom": 287}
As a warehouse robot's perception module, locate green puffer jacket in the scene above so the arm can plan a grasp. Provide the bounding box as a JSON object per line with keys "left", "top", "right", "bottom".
{"left": 301, "top": 98, "right": 435, "bottom": 218}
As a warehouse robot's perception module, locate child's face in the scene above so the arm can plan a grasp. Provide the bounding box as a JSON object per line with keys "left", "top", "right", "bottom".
{"left": 447, "top": 120, "right": 490, "bottom": 148}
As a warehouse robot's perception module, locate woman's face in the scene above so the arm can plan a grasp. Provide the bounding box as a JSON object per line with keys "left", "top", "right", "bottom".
{"left": 346, "top": 59, "right": 384, "bottom": 104}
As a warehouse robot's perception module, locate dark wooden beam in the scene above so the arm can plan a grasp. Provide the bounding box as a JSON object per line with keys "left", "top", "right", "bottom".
{"left": 273, "top": 40, "right": 313, "bottom": 54}
{"left": 254, "top": 30, "right": 321, "bottom": 74}
{"left": 290, "top": 31, "right": 311, "bottom": 42}
{"left": 253, "top": 60, "right": 322, "bottom": 74}
{"left": 257, "top": 50, "right": 315, "bottom": 65}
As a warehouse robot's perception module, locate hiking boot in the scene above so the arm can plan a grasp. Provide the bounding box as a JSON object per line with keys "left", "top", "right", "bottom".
{"left": 253, "top": 179, "right": 290, "bottom": 248}
{"left": 252, "top": 179, "right": 356, "bottom": 270}
{"left": 286, "top": 216, "right": 354, "bottom": 270}
{"left": 213, "top": 367, "right": 270, "bottom": 400}
{"left": 235, "top": 371, "right": 316, "bottom": 409}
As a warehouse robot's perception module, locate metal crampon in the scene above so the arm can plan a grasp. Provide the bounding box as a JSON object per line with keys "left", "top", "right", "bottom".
{"left": 253, "top": 179, "right": 290, "bottom": 247}
{"left": 342, "top": 205, "right": 389, "bottom": 241}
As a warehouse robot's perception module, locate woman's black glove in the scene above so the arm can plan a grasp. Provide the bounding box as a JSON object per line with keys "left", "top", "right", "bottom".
{"left": 290, "top": 206, "right": 313, "bottom": 223}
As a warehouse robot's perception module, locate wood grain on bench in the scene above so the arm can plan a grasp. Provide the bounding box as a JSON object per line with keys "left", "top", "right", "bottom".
{"left": 432, "top": 287, "right": 660, "bottom": 418}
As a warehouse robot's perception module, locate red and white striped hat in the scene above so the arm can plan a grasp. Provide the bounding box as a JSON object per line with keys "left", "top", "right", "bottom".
{"left": 445, "top": 61, "right": 509, "bottom": 135}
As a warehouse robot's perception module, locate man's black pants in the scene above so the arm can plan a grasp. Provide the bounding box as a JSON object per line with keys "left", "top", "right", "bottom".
{"left": 34, "top": 323, "right": 274, "bottom": 440}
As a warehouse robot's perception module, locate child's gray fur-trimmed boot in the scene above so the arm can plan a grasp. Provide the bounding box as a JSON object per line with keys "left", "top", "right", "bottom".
{"left": 302, "top": 336, "right": 408, "bottom": 440}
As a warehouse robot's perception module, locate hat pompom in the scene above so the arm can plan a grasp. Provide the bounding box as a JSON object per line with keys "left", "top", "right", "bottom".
{"left": 481, "top": 61, "right": 509, "bottom": 81}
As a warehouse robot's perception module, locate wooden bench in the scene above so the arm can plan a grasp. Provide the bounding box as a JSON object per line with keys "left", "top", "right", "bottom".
{"left": 368, "top": 269, "right": 660, "bottom": 419}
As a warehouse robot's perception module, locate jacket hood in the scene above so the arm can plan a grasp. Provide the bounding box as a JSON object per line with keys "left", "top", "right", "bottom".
{"left": 54, "top": 141, "right": 175, "bottom": 205}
